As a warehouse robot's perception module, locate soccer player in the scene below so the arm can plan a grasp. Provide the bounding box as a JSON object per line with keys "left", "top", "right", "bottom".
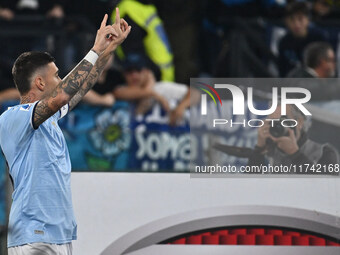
{"left": 0, "top": 8, "right": 131, "bottom": 255}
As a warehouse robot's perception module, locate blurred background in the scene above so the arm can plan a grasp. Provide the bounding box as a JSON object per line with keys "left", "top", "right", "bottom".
{"left": 1, "top": 0, "right": 340, "bottom": 253}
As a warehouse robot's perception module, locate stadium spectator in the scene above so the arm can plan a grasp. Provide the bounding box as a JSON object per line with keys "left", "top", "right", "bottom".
{"left": 114, "top": 53, "right": 194, "bottom": 126}
{"left": 0, "top": 0, "right": 65, "bottom": 18}
{"left": 278, "top": 1, "right": 327, "bottom": 77}
{"left": 113, "top": 54, "right": 169, "bottom": 111}
{"left": 152, "top": 0, "right": 200, "bottom": 84}
{"left": 248, "top": 104, "right": 339, "bottom": 170}
{"left": 110, "top": 0, "right": 175, "bottom": 81}
{"left": 312, "top": 0, "right": 340, "bottom": 21}
{"left": 287, "top": 41, "right": 336, "bottom": 78}
{"left": 0, "top": 5, "right": 13, "bottom": 20}
{"left": 199, "top": 0, "right": 281, "bottom": 78}
{"left": 0, "top": 88, "right": 19, "bottom": 104}
{"left": 81, "top": 90, "right": 115, "bottom": 107}
{"left": 81, "top": 55, "right": 119, "bottom": 107}
{"left": 0, "top": 0, "right": 68, "bottom": 96}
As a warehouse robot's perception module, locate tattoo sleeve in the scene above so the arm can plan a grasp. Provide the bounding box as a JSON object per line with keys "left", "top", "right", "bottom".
{"left": 68, "top": 53, "right": 113, "bottom": 111}
{"left": 33, "top": 59, "right": 93, "bottom": 129}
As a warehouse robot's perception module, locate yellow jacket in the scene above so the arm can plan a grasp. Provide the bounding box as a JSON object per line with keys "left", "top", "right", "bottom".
{"left": 112, "top": 0, "right": 175, "bottom": 81}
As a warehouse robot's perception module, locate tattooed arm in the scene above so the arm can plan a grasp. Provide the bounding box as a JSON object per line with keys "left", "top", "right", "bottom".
{"left": 33, "top": 59, "right": 94, "bottom": 128}
{"left": 68, "top": 52, "right": 113, "bottom": 111}
{"left": 32, "top": 9, "right": 130, "bottom": 128}
{"left": 69, "top": 8, "right": 131, "bottom": 111}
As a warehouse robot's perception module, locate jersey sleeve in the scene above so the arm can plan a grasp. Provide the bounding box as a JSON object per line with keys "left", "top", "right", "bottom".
{"left": 27, "top": 101, "right": 39, "bottom": 130}
{"left": 30, "top": 102, "right": 68, "bottom": 127}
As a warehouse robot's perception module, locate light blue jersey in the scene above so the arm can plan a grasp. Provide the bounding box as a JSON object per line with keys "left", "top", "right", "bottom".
{"left": 0, "top": 101, "right": 77, "bottom": 247}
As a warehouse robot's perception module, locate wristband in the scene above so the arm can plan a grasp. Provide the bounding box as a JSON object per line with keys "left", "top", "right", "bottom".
{"left": 84, "top": 50, "right": 99, "bottom": 65}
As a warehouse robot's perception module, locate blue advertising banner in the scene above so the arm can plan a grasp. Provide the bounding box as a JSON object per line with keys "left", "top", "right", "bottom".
{"left": 128, "top": 103, "right": 190, "bottom": 171}
{"left": 59, "top": 102, "right": 132, "bottom": 171}
{"left": 59, "top": 101, "right": 190, "bottom": 172}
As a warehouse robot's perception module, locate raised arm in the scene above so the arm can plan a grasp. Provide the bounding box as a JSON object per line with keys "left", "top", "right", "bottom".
{"left": 32, "top": 58, "right": 92, "bottom": 128}
{"left": 33, "top": 10, "right": 130, "bottom": 128}
{"left": 68, "top": 52, "right": 114, "bottom": 111}
{"left": 69, "top": 9, "right": 130, "bottom": 111}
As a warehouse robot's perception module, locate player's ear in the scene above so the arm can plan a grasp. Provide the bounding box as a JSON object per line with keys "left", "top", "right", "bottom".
{"left": 33, "top": 75, "right": 45, "bottom": 92}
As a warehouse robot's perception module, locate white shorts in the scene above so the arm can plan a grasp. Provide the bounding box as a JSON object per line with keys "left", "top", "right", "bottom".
{"left": 8, "top": 242, "right": 72, "bottom": 255}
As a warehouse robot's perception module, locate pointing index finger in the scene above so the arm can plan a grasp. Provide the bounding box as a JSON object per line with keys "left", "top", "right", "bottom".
{"left": 115, "top": 7, "right": 120, "bottom": 25}
{"left": 101, "top": 14, "right": 108, "bottom": 29}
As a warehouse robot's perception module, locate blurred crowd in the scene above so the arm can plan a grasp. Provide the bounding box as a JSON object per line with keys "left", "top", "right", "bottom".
{"left": 0, "top": 0, "right": 340, "bottom": 122}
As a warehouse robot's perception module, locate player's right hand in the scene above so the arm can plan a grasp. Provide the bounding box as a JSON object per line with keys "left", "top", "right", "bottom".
{"left": 92, "top": 14, "right": 119, "bottom": 54}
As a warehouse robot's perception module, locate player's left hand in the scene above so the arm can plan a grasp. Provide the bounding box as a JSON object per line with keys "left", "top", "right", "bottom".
{"left": 269, "top": 128, "right": 299, "bottom": 155}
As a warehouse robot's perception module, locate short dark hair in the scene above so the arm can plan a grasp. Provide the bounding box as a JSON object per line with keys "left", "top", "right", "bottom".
{"left": 303, "top": 42, "right": 333, "bottom": 68}
{"left": 12, "top": 51, "right": 55, "bottom": 95}
{"left": 285, "top": 2, "right": 310, "bottom": 18}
